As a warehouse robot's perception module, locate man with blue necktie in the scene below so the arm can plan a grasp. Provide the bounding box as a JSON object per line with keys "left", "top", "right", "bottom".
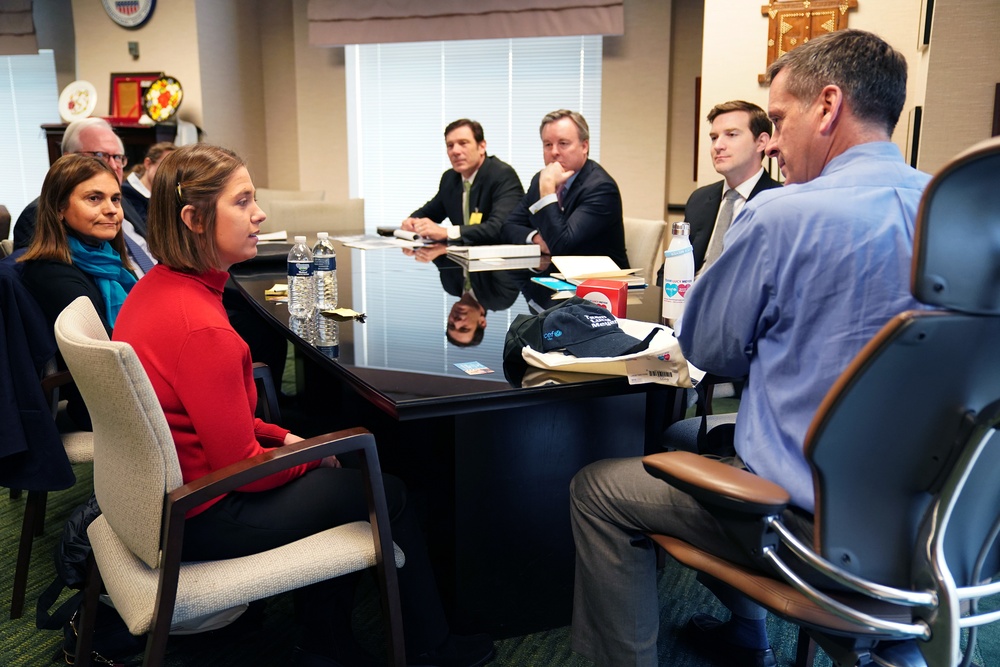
{"left": 501, "top": 109, "right": 628, "bottom": 269}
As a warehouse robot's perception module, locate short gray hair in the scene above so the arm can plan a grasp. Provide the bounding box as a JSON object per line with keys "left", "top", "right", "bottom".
{"left": 765, "top": 30, "right": 907, "bottom": 135}
{"left": 61, "top": 117, "right": 124, "bottom": 155}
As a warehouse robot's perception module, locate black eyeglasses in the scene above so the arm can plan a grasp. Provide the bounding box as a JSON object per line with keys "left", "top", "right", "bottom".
{"left": 78, "top": 151, "right": 128, "bottom": 167}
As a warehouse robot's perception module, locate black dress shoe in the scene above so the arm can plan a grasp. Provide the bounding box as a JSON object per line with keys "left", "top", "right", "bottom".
{"left": 680, "top": 613, "right": 777, "bottom": 667}
{"left": 409, "top": 633, "right": 495, "bottom": 667}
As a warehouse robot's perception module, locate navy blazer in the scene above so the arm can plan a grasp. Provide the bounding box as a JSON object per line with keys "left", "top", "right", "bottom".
{"left": 0, "top": 257, "right": 76, "bottom": 492}
{"left": 412, "top": 155, "right": 524, "bottom": 246}
{"left": 685, "top": 171, "right": 782, "bottom": 272}
{"left": 501, "top": 159, "right": 628, "bottom": 269}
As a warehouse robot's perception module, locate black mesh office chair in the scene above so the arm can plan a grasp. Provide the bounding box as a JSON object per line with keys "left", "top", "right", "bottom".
{"left": 642, "top": 135, "right": 1000, "bottom": 667}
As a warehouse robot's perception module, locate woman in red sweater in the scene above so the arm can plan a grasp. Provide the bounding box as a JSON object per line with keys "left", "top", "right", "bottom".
{"left": 113, "top": 144, "right": 493, "bottom": 667}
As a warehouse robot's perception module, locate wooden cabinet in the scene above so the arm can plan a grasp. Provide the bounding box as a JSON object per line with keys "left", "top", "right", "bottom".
{"left": 41, "top": 122, "right": 178, "bottom": 168}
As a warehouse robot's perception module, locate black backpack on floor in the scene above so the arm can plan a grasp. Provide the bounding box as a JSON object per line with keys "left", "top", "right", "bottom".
{"left": 36, "top": 493, "right": 144, "bottom": 666}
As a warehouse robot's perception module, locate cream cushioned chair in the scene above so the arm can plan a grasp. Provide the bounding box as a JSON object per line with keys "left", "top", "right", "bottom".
{"left": 623, "top": 216, "right": 666, "bottom": 284}
{"left": 268, "top": 198, "right": 366, "bottom": 238}
{"left": 253, "top": 187, "right": 325, "bottom": 218}
{"left": 54, "top": 297, "right": 406, "bottom": 667}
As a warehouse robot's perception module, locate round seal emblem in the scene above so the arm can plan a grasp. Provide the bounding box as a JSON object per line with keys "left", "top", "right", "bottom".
{"left": 101, "top": 0, "right": 156, "bottom": 28}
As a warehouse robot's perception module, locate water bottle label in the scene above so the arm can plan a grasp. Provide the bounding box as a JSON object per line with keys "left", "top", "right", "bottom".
{"left": 288, "top": 261, "right": 314, "bottom": 277}
{"left": 314, "top": 256, "right": 335, "bottom": 272}
{"left": 316, "top": 344, "right": 340, "bottom": 359}
{"left": 664, "top": 246, "right": 693, "bottom": 259}
{"left": 663, "top": 280, "right": 692, "bottom": 299}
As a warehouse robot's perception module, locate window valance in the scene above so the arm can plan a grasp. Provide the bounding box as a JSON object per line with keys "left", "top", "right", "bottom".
{"left": 0, "top": 0, "right": 37, "bottom": 56}
{"left": 308, "top": 0, "right": 624, "bottom": 47}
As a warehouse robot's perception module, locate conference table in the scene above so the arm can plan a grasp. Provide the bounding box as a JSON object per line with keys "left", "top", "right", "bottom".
{"left": 231, "top": 237, "right": 680, "bottom": 637}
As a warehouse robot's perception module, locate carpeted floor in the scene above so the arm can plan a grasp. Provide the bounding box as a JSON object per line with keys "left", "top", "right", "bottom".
{"left": 2, "top": 462, "right": 996, "bottom": 666}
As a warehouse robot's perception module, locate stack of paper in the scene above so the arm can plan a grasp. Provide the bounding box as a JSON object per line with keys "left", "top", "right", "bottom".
{"left": 447, "top": 244, "right": 542, "bottom": 260}
{"left": 550, "top": 256, "right": 645, "bottom": 287}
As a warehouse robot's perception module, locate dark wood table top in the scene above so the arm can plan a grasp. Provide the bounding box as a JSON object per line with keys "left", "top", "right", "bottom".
{"left": 231, "top": 239, "right": 665, "bottom": 420}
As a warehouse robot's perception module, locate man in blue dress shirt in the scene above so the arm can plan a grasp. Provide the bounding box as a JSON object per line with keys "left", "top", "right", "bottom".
{"left": 569, "top": 30, "right": 931, "bottom": 667}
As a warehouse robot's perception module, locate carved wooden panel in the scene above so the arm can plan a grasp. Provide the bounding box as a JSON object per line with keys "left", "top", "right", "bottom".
{"left": 759, "top": 0, "right": 858, "bottom": 83}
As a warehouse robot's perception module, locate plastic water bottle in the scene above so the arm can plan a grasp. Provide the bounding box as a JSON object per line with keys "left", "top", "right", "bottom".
{"left": 662, "top": 221, "right": 694, "bottom": 325}
{"left": 312, "top": 232, "right": 338, "bottom": 310}
{"left": 287, "top": 235, "right": 315, "bottom": 317}
{"left": 314, "top": 310, "right": 340, "bottom": 359}
{"left": 289, "top": 314, "right": 315, "bottom": 344}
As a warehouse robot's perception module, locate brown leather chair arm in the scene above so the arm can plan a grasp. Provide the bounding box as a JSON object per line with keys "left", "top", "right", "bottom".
{"left": 167, "top": 426, "right": 375, "bottom": 515}
{"left": 642, "top": 450, "right": 790, "bottom": 514}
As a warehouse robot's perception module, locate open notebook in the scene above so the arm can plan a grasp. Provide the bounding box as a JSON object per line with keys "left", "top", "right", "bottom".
{"left": 550, "top": 256, "right": 645, "bottom": 287}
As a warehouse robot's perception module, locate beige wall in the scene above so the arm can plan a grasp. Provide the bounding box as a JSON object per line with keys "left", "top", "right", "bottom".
{"left": 919, "top": 0, "right": 1000, "bottom": 172}
{"left": 698, "top": 0, "right": 929, "bottom": 186}
{"left": 600, "top": 0, "right": 672, "bottom": 220}
{"left": 69, "top": 0, "right": 204, "bottom": 128}
{"left": 666, "top": 0, "right": 704, "bottom": 213}
{"left": 34, "top": 0, "right": 75, "bottom": 92}
{"left": 51, "top": 0, "right": 999, "bottom": 213}
{"left": 194, "top": 0, "right": 268, "bottom": 169}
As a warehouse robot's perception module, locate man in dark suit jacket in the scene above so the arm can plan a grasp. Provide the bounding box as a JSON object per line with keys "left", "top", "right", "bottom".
{"left": 501, "top": 110, "right": 627, "bottom": 269}
{"left": 435, "top": 261, "right": 523, "bottom": 346}
{"left": 658, "top": 100, "right": 781, "bottom": 285}
{"left": 403, "top": 119, "right": 524, "bottom": 246}
{"left": 687, "top": 100, "right": 781, "bottom": 272}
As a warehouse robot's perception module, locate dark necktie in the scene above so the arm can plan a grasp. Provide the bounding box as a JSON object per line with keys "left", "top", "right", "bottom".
{"left": 702, "top": 189, "right": 741, "bottom": 270}
{"left": 123, "top": 234, "right": 155, "bottom": 274}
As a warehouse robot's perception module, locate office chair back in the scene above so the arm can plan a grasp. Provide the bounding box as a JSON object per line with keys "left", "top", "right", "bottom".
{"left": 54, "top": 295, "right": 183, "bottom": 569}
{"left": 644, "top": 136, "right": 1000, "bottom": 667}
{"left": 253, "top": 188, "right": 325, "bottom": 218}
{"left": 801, "top": 136, "right": 1000, "bottom": 664}
{"left": 268, "top": 199, "right": 365, "bottom": 237}
{"left": 623, "top": 216, "right": 665, "bottom": 282}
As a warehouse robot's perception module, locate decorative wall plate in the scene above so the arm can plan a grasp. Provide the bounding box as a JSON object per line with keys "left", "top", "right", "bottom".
{"left": 102, "top": 0, "right": 156, "bottom": 28}
{"left": 58, "top": 80, "right": 98, "bottom": 123}
{"left": 143, "top": 76, "right": 183, "bottom": 123}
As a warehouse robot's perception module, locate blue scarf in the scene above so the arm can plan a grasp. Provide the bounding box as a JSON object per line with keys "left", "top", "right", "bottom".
{"left": 67, "top": 236, "right": 138, "bottom": 329}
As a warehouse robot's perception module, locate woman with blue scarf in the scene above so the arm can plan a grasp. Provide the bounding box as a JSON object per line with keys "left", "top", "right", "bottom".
{"left": 19, "top": 154, "right": 137, "bottom": 337}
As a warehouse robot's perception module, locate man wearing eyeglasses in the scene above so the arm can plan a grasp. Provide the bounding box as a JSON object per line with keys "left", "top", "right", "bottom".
{"left": 13, "top": 118, "right": 156, "bottom": 275}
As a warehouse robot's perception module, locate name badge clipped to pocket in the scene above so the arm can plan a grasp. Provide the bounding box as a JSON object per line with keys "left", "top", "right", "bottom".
{"left": 469, "top": 211, "right": 483, "bottom": 225}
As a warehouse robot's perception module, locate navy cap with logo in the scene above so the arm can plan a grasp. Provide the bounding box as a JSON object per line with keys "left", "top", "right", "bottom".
{"left": 541, "top": 301, "right": 645, "bottom": 358}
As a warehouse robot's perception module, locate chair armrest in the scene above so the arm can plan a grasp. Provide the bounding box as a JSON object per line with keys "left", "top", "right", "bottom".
{"left": 151, "top": 426, "right": 400, "bottom": 656}
{"left": 40, "top": 369, "right": 74, "bottom": 415}
{"left": 642, "top": 450, "right": 790, "bottom": 514}
{"left": 251, "top": 362, "right": 281, "bottom": 423}
{"left": 167, "top": 426, "right": 374, "bottom": 516}
{"left": 40, "top": 369, "right": 74, "bottom": 394}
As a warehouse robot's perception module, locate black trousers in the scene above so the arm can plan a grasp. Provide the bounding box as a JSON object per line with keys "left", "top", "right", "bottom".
{"left": 182, "top": 467, "right": 449, "bottom": 656}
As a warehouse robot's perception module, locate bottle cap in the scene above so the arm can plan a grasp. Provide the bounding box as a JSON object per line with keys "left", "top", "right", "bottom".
{"left": 294, "top": 235, "right": 307, "bottom": 243}
{"left": 671, "top": 221, "right": 690, "bottom": 236}
{"left": 317, "top": 232, "right": 329, "bottom": 239}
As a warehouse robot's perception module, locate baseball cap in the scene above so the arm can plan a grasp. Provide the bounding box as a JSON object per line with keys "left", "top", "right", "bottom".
{"left": 541, "top": 301, "right": 646, "bottom": 358}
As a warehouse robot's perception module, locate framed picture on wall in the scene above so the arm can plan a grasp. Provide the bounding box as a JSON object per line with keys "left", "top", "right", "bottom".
{"left": 109, "top": 72, "right": 163, "bottom": 120}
